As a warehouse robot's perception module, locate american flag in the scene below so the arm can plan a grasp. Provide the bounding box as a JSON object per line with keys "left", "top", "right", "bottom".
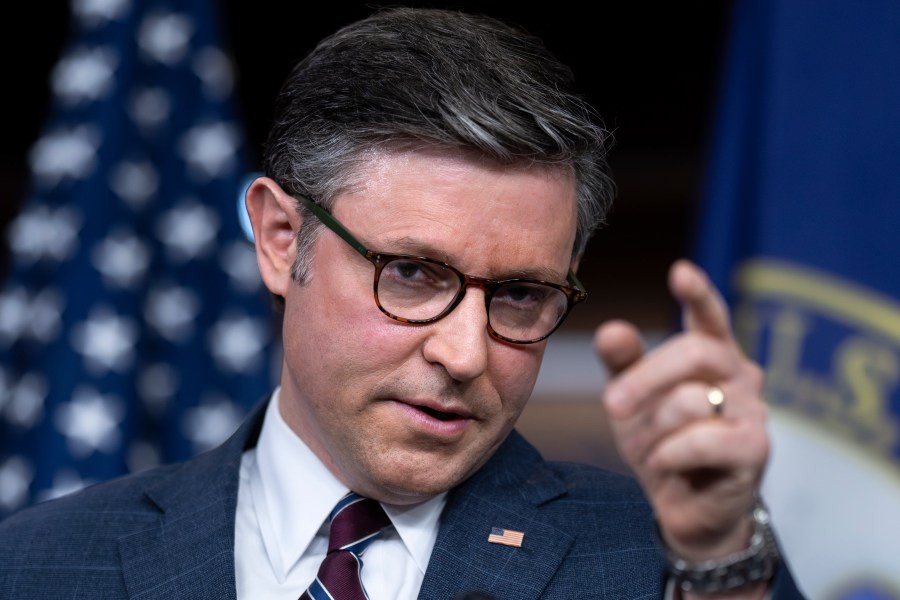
{"left": 0, "top": 0, "right": 277, "bottom": 519}
{"left": 487, "top": 527, "right": 525, "bottom": 548}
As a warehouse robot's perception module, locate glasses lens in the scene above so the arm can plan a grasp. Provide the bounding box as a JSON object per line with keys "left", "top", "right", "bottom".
{"left": 489, "top": 282, "right": 569, "bottom": 342}
{"left": 376, "top": 258, "right": 460, "bottom": 320}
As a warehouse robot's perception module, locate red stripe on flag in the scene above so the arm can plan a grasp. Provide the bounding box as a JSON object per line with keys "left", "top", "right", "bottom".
{"left": 487, "top": 527, "right": 524, "bottom": 547}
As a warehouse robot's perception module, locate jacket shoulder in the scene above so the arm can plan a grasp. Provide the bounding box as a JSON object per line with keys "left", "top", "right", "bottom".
{"left": 0, "top": 462, "right": 180, "bottom": 546}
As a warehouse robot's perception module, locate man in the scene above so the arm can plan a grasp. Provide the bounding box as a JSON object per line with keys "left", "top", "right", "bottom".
{"left": 0, "top": 7, "right": 804, "bottom": 599}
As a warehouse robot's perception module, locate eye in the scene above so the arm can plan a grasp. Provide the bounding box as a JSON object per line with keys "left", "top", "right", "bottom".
{"left": 493, "top": 283, "right": 550, "bottom": 310}
{"left": 393, "top": 261, "right": 426, "bottom": 280}
{"left": 380, "top": 259, "right": 451, "bottom": 288}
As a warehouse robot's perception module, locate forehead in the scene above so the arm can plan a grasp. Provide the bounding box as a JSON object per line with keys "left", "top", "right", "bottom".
{"left": 333, "top": 147, "right": 579, "bottom": 279}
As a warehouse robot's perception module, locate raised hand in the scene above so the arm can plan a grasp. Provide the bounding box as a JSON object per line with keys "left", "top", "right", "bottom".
{"left": 595, "top": 259, "right": 769, "bottom": 564}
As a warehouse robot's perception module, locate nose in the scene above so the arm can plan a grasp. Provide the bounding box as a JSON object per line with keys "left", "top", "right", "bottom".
{"left": 421, "top": 287, "right": 490, "bottom": 382}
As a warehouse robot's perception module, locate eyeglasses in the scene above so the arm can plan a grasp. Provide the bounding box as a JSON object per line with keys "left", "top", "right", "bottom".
{"left": 295, "top": 194, "right": 588, "bottom": 344}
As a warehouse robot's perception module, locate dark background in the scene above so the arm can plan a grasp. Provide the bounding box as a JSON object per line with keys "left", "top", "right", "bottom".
{"left": 2, "top": 1, "right": 734, "bottom": 333}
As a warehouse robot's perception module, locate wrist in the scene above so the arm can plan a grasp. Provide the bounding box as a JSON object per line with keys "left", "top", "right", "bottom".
{"left": 659, "top": 497, "right": 780, "bottom": 595}
{"left": 663, "top": 510, "right": 756, "bottom": 563}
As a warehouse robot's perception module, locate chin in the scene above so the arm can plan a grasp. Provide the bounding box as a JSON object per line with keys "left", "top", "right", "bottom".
{"left": 383, "top": 469, "right": 466, "bottom": 502}
{"left": 355, "top": 453, "right": 483, "bottom": 504}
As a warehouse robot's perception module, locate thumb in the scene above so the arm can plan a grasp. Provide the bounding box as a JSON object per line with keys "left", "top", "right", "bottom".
{"left": 594, "top": 319, "right": 645, "bottom": 377}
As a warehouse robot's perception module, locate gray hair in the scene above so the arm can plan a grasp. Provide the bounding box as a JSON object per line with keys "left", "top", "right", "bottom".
{"left": 262, "top": 7, "right": 615, "bottom": 287}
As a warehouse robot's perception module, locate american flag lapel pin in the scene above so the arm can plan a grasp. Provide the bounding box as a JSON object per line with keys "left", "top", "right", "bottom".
{"left": 487, "top": 527, "right": 524, "bottom": 548}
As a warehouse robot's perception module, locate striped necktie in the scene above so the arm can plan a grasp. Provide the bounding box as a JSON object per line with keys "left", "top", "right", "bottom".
{"left": 299, "top": 492, "right": 392, "bottom": 600}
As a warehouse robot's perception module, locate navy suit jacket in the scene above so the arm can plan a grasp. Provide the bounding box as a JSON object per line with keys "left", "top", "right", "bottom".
{"left": 0, "top": 398, "right": 805, "bottom": 599}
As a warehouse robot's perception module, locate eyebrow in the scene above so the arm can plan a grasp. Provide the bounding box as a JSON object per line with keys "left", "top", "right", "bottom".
{"left": 378, "top": 235, "right": 568, "bottom": 283}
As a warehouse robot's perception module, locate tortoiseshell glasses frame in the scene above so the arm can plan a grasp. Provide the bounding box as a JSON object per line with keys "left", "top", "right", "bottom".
{"left": 294, "top": 194, "right": 588, "bottom": 344}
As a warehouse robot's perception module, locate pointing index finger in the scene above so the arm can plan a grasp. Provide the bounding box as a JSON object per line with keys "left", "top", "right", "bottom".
{"left": 669, "top": 259, "right": 732, "bottom": 340}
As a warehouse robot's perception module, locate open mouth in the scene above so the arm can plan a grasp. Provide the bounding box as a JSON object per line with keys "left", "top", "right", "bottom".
{"left": 417, "top": 405, "right": 461, "bottom": 421}
{"left": 391, "top": 399, "right": 473, "bottom": 436}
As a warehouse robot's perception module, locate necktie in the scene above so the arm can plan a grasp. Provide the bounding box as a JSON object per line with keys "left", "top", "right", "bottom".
{"left": 299, "top": 492, "right": 392, "bottom": 600}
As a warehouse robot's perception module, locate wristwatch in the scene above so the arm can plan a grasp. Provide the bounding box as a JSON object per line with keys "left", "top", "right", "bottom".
{"left": 664, "top": 498, "right": 780, "bottom": 595}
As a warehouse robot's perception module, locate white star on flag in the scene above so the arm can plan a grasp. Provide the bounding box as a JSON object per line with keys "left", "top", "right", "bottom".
{"left": 6, "top": 375, "right": 47, "bottom": 429}
{"left": 109, "top": 160, "right": 159, "bottom": 210}
{"left": 220, "top": 241, "right": 263, "bottom": 293}
{"left": 179, "top": 121, "right": 241, "bottom": 181}
{"left": 192, "top": 46, "right": 234, "bottom": 100}
{"left": 0, "top": 456, "right": 34, "bottom": 512}
{"left": 129, "top": 87, "right": 172, "bottom": 131}
{"left": 8, "top": 204, "right": 82, "bottom": 263}
{"left": 137, "top": 363, "right": 179, "bottom": 417}
{"left": 181, "top": 397, "right": 244, "bottom": 452}
{"left": 0, "top": 288, "right": 29, "bottom": 345}
{"left": 144, "top": 284, "right": 200, "bottom": 342}
{"left": 155, "top": 200, "right": 220, "bottom": 261}
{"left": 0, "top": 287, "right": 64, "bottom": 346}
{"left": 72, "top": 0, "right": 131, "bottom": 27}
{"left": 29, "top": 126, "right": 102, "bottom": 187}
{"left": 54, "top": 387, "right": 124, "bottom": 458}
{"left": 52, "top": 46, "right": 119, "bottom": 105}
{"left": 138, "top": 11, "right": 193, "bottom": 65}
{"left": 91, "top": 229, "right": 152, "bottom": 289}
{"left": 27, "top": 288, "right": 65, "bottom": 344}
{"left": 69, "top": 307, "right": 138, "bottom": 374}
{"left": 208, "top": 314, "right": 269, "bottom": 373}
{"left": 3, "top": 373, "right": 48, "bottom": 430}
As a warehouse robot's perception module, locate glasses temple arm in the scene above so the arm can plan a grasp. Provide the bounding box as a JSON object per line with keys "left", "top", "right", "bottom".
{"left": 295, "top": 194, "right": 370, "bottom": 257}
{"left": 567, "top": 269, "right": 586, "bottom": 293}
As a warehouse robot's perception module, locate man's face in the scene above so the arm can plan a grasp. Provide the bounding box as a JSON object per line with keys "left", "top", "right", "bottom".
{"left": 277, "top": 148, "right": 578, "bottom": 504}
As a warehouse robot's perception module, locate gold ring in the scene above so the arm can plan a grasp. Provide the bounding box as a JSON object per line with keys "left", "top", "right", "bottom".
{"left": 706, "top": 386, "right": 725, "bottom": 417}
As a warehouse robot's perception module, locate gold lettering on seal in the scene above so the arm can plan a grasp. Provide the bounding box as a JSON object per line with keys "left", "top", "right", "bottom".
{"left": 734, "top": 259, "right": 900, "bottom": 459}
{"left": 835, "top": 337, "right": 899, "bottom": 449}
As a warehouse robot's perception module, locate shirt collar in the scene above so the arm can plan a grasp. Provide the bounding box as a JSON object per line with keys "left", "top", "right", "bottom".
{"left": 251, "top": 388, "right": 446, "bottom": 582}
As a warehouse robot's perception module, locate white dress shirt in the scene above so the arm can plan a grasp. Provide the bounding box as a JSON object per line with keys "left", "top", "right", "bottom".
{"left": 235, "top": 389, "right": 447, "bottom": 600}
{"left": 233, "top": 391, "right": 739, "bottom": 600}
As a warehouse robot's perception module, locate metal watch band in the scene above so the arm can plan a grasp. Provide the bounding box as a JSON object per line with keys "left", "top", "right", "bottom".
{"left": 665, "top": 499, "right": 780, "bottom": 595}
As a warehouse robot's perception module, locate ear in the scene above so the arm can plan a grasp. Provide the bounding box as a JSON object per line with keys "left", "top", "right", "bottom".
{"left": 245, "top": 176, "right": 302, "bottom": 297}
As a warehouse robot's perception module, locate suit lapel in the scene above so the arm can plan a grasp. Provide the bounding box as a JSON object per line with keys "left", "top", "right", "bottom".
{"left": 118, "top": 399, "right": 268, "bottom": 600}
{"left": 418, "top": 431, "right": 574, "bottom": 600}
{"left": 113, "top": 404, "right": 573, "bottom": 599}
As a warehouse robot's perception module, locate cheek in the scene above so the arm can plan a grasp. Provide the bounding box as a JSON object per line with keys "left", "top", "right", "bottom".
{"left": 340, "top": 303, "right": 412, "bottom": 351}
{"left": 283, "top": 276, "right": 379, "bottom": 378}
{"left": 317, "top": 294, "right": 420, "bottom": 383}
{"left": 489, "top": 345, "right": 545, "bottom": 412}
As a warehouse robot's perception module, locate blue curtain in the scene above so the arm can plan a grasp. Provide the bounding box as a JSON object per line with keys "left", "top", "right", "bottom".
{"left": 694, "top": 1, "right": 900, "bottom": 597}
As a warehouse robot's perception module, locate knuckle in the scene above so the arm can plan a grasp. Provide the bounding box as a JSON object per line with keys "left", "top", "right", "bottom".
{"left": 679, "top": 335, "right": 723, "bottom": 376}
{"left": 680, "top": 336, "right": 710, "bottom": 369}
{"left": 743, "top": 361, "right": 765, "bottom": 390}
